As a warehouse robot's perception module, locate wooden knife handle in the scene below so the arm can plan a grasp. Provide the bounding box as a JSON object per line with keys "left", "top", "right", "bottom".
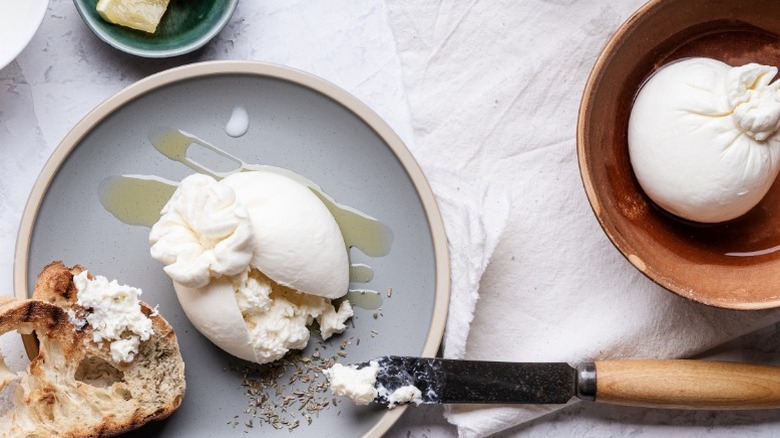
{"left": 593, "top": 360, "right": 780, "bottom": 410}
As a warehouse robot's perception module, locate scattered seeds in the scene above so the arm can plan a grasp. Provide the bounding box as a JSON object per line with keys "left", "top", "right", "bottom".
{"left": 230, "top": 346, "right": 346, "bottom": 432}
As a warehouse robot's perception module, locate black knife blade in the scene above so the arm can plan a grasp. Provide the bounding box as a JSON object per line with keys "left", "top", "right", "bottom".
{"left": 366, "top": 356, "right": 589, "bottom": 405}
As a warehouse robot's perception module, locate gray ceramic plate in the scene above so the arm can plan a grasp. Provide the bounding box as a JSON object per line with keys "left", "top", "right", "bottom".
{"left": 14, "top": 61, "right": 449, "bottom": 437}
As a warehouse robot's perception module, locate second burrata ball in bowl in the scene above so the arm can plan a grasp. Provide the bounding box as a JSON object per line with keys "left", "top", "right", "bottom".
{"left": 628, "top": 57, "right": 780, "bottom": 223}
{"left": 149, "top": 171, "right": 353, "bottom": 364}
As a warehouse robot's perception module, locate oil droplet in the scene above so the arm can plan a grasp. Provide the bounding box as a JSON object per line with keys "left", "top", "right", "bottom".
{"left": 225, "top": 106, "right": 249, "bottom": 138}
{"left": 310, "top": 190, "right": 393, "bottom": 257}
{"left": 148, "top": 126, "right": 189, "bottom": 162}
{"left": 349, "top": 263, "right": 374, "bottom": 283}
{"left": 99, "top": 175, "right": 177, "bottom": 227}
{"left": 148, "top": 127, "right": 239, "bottom": 179}
{"left": 345, "top": 290, "right": 383, "bottom": 310}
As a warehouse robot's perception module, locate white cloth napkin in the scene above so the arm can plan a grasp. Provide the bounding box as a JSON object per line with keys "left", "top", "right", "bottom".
{"left": 425, "top": 167, "right": 511, "bottom": 358}
{"left": 383, "top": 0, "right": 780, "bottom": 436}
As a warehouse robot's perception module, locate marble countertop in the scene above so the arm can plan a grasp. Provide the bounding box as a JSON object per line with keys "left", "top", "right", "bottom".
{"left": 3, "top": 1, "right": 780, "bottom": 437}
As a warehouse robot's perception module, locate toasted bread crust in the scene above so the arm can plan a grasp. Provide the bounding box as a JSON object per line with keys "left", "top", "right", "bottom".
{"left": 0, "top": 261, "right": 186, "bottom": 437}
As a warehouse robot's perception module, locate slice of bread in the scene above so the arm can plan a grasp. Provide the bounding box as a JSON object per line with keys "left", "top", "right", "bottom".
{"left": 0, "top": 261, "right": 186, "bottom": 437}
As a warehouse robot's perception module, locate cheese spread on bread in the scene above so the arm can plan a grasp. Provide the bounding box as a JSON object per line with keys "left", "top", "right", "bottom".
{"left": 71, "top": 271, "right": 154, "bottom": 363}
{"left": 0, "top": 262, "right": 186, "bottom": 437}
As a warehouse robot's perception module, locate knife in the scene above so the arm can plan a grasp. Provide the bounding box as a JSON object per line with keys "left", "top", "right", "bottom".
{"left": 362, "top": 356, "right": 780, "bottom": 409}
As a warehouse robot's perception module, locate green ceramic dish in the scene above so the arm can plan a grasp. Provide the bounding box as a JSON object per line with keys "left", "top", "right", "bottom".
{"left": 72, "top": 0, "right": 238, "bottom": 58}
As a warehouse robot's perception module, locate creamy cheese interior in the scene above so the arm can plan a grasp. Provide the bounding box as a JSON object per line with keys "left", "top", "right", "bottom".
{"left": 379, "top": 384, "right": 423, "bottom": 408}
{"left": 324, "top": 361, "right": 424, "bottom": 408}
{"left": 150, "top": 171, "right": 352, "bottom": 364}
{"left": 324, "top": 362, "right": 380, "bottom": 406}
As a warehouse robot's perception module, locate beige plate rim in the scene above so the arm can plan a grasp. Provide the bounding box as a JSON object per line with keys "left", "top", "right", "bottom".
{"left": 13, "top": 60, "right": 451, "bottom": 437}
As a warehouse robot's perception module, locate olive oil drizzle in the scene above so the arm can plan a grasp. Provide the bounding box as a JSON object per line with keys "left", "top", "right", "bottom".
{"left": 98, "top": 128, "right": 393, "bottom": 308}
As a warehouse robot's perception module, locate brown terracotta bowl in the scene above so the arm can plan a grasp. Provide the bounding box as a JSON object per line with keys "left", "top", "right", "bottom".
{"left": 577, "top": 0, "right": 780, "bottom": 309}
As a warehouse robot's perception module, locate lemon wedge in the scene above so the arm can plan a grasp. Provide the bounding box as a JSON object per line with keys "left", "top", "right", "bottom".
{"left": 96, "top": 0, "right": 171, "bottom": 34}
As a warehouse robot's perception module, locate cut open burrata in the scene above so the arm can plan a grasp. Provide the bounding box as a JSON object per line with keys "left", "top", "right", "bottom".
{"left": 149, "top": 171, "right": 352, "bottom": 364}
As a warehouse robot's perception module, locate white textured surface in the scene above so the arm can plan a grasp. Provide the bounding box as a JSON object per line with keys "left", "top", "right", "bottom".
{"left": 3, "top": 1, "right": 780, "bottom": 437}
